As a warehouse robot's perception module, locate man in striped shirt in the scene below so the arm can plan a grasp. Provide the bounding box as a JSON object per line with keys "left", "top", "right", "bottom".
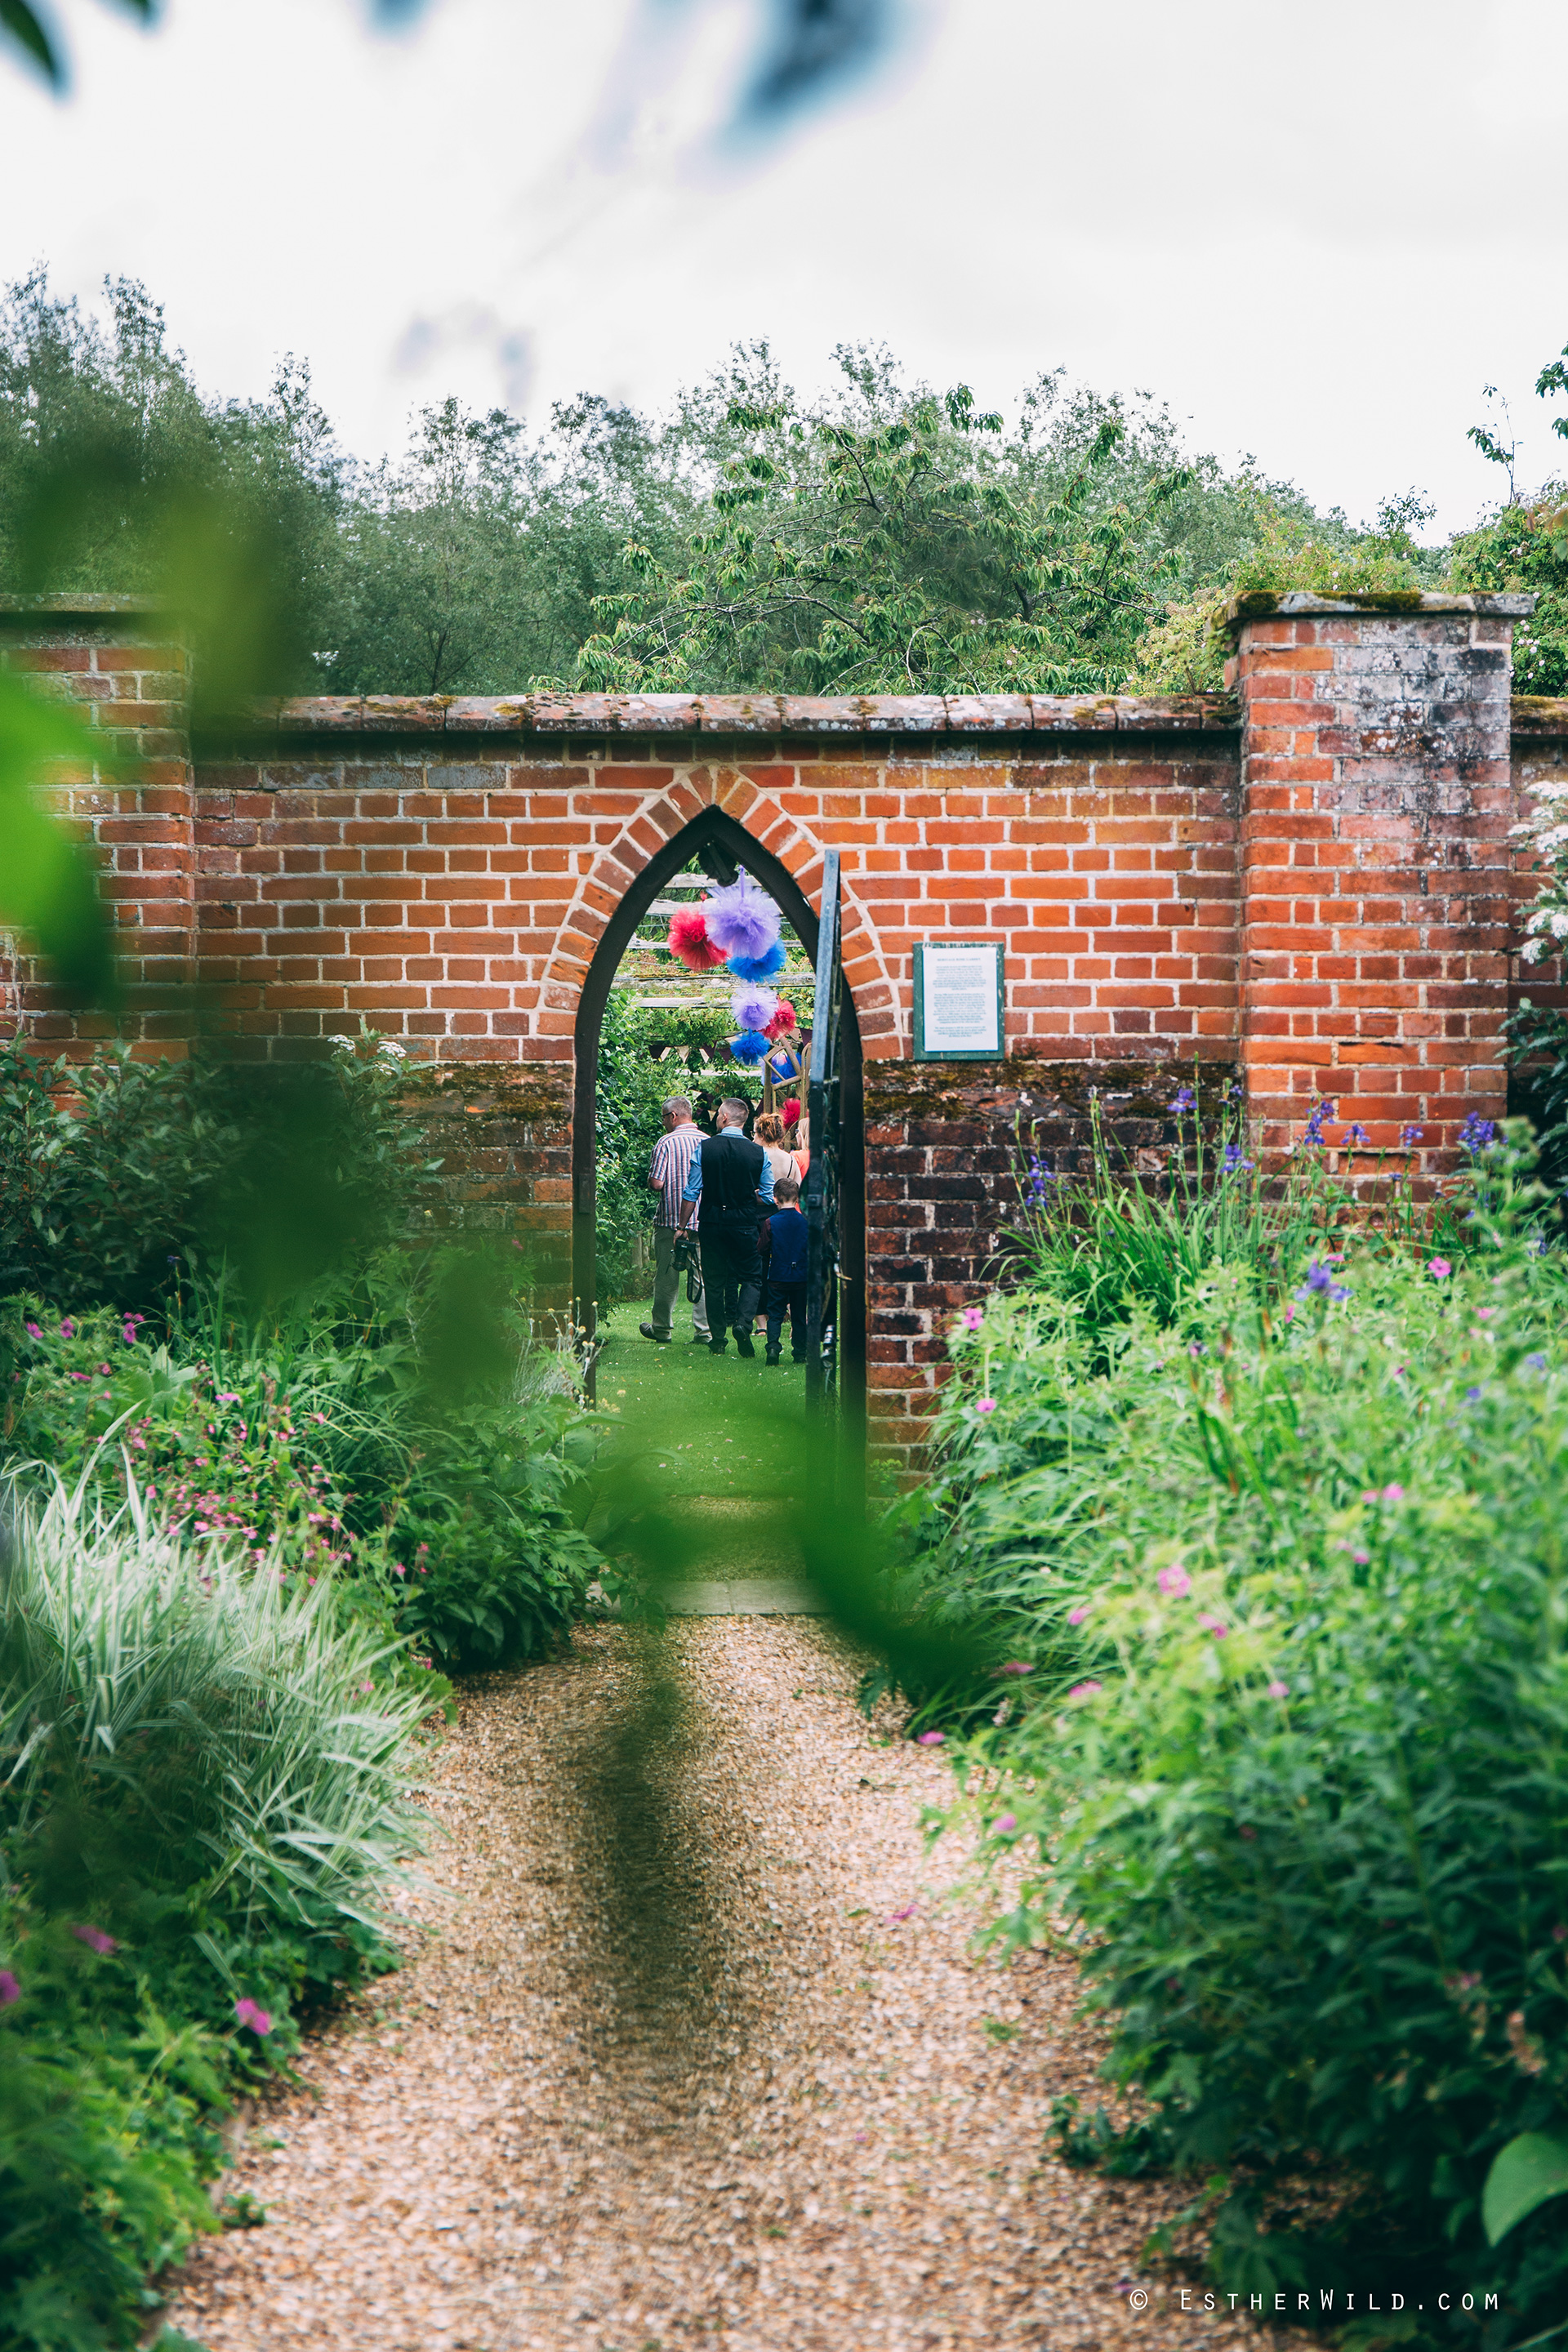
{"left": 642, "top": 1098, "right": 710, "bottom": 1343}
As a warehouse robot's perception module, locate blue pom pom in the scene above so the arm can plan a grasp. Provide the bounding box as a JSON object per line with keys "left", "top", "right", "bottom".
{"left": 729, "top": 1030, "right": 770, "bottom": 1065}
{"left": 726, "top": 942, "right": 786, "bottom": 982}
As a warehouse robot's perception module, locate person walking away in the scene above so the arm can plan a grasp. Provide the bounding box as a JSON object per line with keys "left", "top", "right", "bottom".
{"left": 760, "top": 1174, "right": 808, "bottom": 1365}
{"left": 642, "top": 1098, "right": 710, "bottom": 1345}
{"left": 753, "top": 1111, "right": 802, "bottom": 1191}
{"left": 677, "top": 1095, "right": 774, "bottom": 1356}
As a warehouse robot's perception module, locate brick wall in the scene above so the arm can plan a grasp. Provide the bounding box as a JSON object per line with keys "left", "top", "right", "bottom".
{"left": 3, "top": 591, "right": 1559, "bottom": 1470}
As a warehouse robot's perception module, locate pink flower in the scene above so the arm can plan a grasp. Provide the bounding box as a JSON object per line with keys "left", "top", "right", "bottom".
{"left": 1067, "top": 1680, "right": 1102, "bottom": 1700}
{"left": 390, "top": 1561, "right": 407, "bottom": 1578}
{"left": 216, "top": 1391, "right": 241, "bottom": 1404}
{"left": 59, "top": 1319, "right": 74, "bottom": 1339}
{"left": 1196, "top": 1614, "right": 1229, "bottom": 1639}
{"left": 960, "top": 1306, "right": 985, "bottom": 1332}
{"left": 234, "top": 1996, "right": 272, "bottom": 2035}
{"left": 1476, "top": 1307, "right": 1496, "bottom": 1322}
{"left": 992, "top": 1814, "right": 1018, "bottom": 1836}
{"left": 1382, "top": 1483, "right": 1405, "bottom": 1503}
{"left": 1157, "top": 1564, "right": 1192, "bottom": 1597}
{"left": 1427, "top": 1258, "right": 1452, "bottom": 1280}
{"left": 997, "top": 1660, "right": 1034, "bottom": 1677}
{"left": 0, "top": 1970, "right": 18, "bottom": 2005}
{"left": 1267, "top": 1680, "right": 1289, "bottom": 1699}
{"left": 69, "top": 1924, "right": 116, "bottom": 1955}
{"left": 916, "top": 1729, "right": 946, "bottom": 1746}
{"left": 122, "top": 1322, "right": 136, "bottom": 1345}
{"left": 1353, "top": 1548, "right": 1370, "bottom": 1565}
{"left": 884, "top": 1903, "right": 919, "bottom": 1924}
{"left": 97, "top": 1362, "right": 111, "bottom": 1375}
{"left": 24, "top": 1321, "right": 41, "bottom": 1339}
{"left": 1067, "top": 1606, "right": 1089, "bottom": 1625}
{"left": 975, "top": 1397, "right": 997, "bottom": 1416}
{"left": 1282, "top": 1302, "right": 1295, "bottom": 1323}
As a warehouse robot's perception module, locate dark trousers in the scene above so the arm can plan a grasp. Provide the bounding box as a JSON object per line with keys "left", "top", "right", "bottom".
{"left": 765, "top": 1279, "right": 806, "bottom": 1360}
{"left": 699, "top": 1223, "right": 762, "bottom": 1341}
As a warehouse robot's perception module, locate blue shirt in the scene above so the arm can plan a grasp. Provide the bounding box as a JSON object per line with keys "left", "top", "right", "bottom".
{"left": 683, "top": 1134, "right": 775, "bottom": 1205}
{"left": 765, "top": 1206, "right": 808, "bottom": 1283}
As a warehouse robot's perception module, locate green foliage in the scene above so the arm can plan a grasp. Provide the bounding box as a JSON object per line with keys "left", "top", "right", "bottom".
{"left": 908, "top": 1130, "right": 1568, "bottom": 2334}
{"left": 0, "top": 672, "right": 114, "bottom": 1001}
{"left": 0, "top": 1031, "right": 431, "bottom": 1312}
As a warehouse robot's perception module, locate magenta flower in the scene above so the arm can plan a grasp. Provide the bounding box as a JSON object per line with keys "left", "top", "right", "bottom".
{"left": 122, "top": 1321, "right": 136, "bottom": 1344}
{"left": 390, "top": 1561, "right": 407, "bottom": 1578}
{"left": 993, "top": 1813, "right": 1018, "bottom": 1836}
{"left": 960, "top": 1306, "right": 984, "bottom": 1333}
{"left": 1427, "top": 1258, "right": 1452, "bottom": 1280}
{"left": 975, "top": 1396, "right": 997, "bottom": 1416}
{"left": 884, "top": 1902, "right": 920, "bottom": 1924}
{"left": 359, "top": 1680, "right": 373, "bottom": 1695}
{"left": 59, "top": 1319, "right": 74, "bottom": 1339}
{"left": 1382, "top": 1483, "right": 1405, "bottom": 1503}
{"left": 997, "top": 1660, "right": 1034, "bottom": 1677}
{"left": 1157, "top": 1564, "right": 1192, "bottom": 1597}
{"left": 1067, "top": 1605, "right": 1089, "bottom": 1625}
{"left": 24, "top": 1321, "right": 41, "bottom": 1339}
{"left": 1196, "top": 1614, "right": 1229, "bottom": 1639}
{"left": 916, "top": 1729, "right": 946, "bottom": 1746}
{"left": 234, "top": 1996, "right": 272, "bottom": 2035}
{"left": 0, "top": 1970, "right": 19, "bottom": 2006}
{"left": 69, "top": 1924, "right": 116, "bottom": 1955}
{"left": 1267, "top": 1680, "right": 1289, "bottom": 1699}
{"left": 1067, "top": 1680, "right": 1102, "bottom": 1700}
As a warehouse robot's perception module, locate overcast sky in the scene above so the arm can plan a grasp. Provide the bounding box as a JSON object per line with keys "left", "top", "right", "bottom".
{"left": 4, "top": 0, "right": 1566, "bottom": 537}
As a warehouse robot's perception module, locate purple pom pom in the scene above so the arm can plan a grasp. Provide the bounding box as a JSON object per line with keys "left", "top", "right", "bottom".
{"left": 730, "top": 1030, "right": 770, "bottom": 1065}
{"left": 733, "top": 984, "right": 778, "bottom": 1033}
{"left": 704, "top": 877, "right": 782, "bottom": 962}
{"left": 726, "top": 941, "right": 786, "bottom": 982}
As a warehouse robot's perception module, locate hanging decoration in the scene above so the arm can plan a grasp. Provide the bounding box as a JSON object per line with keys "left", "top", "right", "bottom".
{"left": 703, "top": 875, "right": 782, "bottom": 963}
{"left": 782, "top": 1096, "right": 803, "bottom": 1126}
{"left": 732, "top": 983, "right": 779, "bottom": 1034}
{"left": 725, "top": 939, "right": 786, "bottom": 983}
{"left": 730, "top": 1030, "right": 770, "bottom": 1065}
{"left": 667, "top": 906, "right": 727, "bottom": 971}
{"left": 764, "top": 999, "right": 796, "bottom": 1042}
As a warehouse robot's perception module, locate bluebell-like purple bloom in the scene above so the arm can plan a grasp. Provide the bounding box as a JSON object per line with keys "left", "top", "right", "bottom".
{"left": 1297, "top": 1257, "right": 1351, "bottom": 1304}
{"left": 1170, "top": 1085, "right": 1196, "bottom": 1116}
{"left": 1526, "top": 1352, "right": 1548, "bottom": 1373}
{"left": 1459, "top": 1113, "right": 1497, "bottom": 1156}
{"left": 1023, "top": 1156, "right": 1058, "bottom": 1207}
{"left": 1465, "top": 1385, "right": 1484, "bottom": 1403}
{"left": 1344, "top": 1122, "right": 1370, "bottom": 1148}
{"left": 1300, "top": 1098, "right": 1336, "bottom": 1151}
{"left": 1401, "top": 1124, "right": 1424, "bottom": 1147}
{"left": 1223, "top": 1142, "right": 1254, "bottom": 1175}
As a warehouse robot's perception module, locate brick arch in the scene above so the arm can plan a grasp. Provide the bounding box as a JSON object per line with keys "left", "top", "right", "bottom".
{"left": 541, "top": 767, "right": 899, "bottom": 1059}
{"left": 565, "top": 790, "right": 866, "bottom": 1428}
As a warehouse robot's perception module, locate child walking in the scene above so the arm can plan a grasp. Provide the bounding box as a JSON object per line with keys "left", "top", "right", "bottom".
{"left": 760, "top": 1174, "right": 808, "bottom": 1365}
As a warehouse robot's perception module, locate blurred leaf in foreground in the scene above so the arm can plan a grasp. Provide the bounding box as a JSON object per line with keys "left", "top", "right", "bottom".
{"left": 0, "top": 667, "right": 115, "bottom": 1003}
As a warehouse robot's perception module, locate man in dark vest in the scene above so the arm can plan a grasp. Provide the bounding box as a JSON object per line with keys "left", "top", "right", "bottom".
{"left": 675, "top": 1094, "right": 774, "bottom": 1356}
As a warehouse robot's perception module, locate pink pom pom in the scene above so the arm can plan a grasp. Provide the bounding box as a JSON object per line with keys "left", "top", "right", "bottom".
{"left": 764, "top": 1000, "right": 796, "bottom": 1041}
{"left": 668, "top": 906, "right": 727, "bottom": 971}
{"left": 782, "top": 1096, "right": 802, "bottom": 1126}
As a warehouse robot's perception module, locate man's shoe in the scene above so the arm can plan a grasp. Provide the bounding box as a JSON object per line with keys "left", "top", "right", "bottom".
{"left": 639, "top": 1323, "right": 670, "bottom": 1343}
{"left": 765, "top": 1348, "right": 781, "bottom": 1365}
{"left": 708, "top": 1339, "right": 728, "bottom": 1355}
{"left": 735, "top": 1328, "right": 755, "bottom": 1358}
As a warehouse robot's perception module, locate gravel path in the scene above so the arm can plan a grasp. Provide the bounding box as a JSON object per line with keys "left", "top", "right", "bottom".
{"left": 168, "top": 1620, "right": 1302, "bottom": 2352}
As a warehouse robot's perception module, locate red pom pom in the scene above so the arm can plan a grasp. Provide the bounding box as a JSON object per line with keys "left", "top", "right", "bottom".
{"left": 668, "top": 906, "right": 727, "bottom": 971}
{"left": 764, "top": 1000, "right": 797, "bottom": 1041}
{"left": 782, "top": 1097, "right": 803, "bottom": 1127}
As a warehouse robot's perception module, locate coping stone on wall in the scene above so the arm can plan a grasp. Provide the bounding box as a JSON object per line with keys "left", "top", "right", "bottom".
{"left": 252, "top": 690, "right": 1243, "bottom": 740}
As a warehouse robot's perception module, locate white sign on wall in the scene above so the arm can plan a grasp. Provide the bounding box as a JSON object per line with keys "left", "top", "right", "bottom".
{"left": 913, "top": 942, "right": 1004, "bottom": 1061}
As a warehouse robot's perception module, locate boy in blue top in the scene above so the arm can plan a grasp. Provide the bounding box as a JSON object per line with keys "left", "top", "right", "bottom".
{"left": 761, "top": 1174, "right": 808, "bottom": 1365}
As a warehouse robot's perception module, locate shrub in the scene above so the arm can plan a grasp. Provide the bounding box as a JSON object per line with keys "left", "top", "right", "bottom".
{"left": 912, "top": 1136, "right": 1568, "bottom": 2336}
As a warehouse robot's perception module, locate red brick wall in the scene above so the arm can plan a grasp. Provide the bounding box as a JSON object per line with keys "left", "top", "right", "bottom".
{"left": 3, "top": 593, "right": 1556, "bottom": 1467}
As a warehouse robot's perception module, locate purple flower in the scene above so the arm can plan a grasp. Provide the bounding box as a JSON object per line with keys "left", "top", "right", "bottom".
{"left": 992, "top": 1814, "right": 1018, "bottom": 1837}
{"left": 1067, "top": 1605, "right": 1089, "bottom": 1625}
{"left": 1300, "top": 1098, "right": 1336, "bottom": 1151}
{"left": 234, "top": 1996, "right": 272, "bottom": 2035}
{"left": 59, "top": 1319, "right": 74, "bottom": 1339}
{"left": 0, "top": 1970, "right": 19, "bottom": 2006}
{"left": 69, "top": 1924, "right": 116, "bottom": 1955}
{"left": 975, "top": 1396, "right": 997, "bottom": 1416}
{"left": 1223, "top": 1142, "right": 1254, "bottom": 1175}
{"left": 1465, "top": 1386, "right": 1484, "bottom": 1403}
{"left": 1067, "top": 1680, "right": 1102, "bottom": 1700}
{"left": 1401, "top": 1124, "right": 1424, "bottom": 1146}
{"left": 884, "top": 1903, "right": 919, "bottom": 1923}
{"left": 915, "top": 1730, "right": 946, "bottom": 1746}
{"left": 1526, "top": 1352, "right": 1548, "bottom": 1373}
{"left": 1459, "top": 1112, "right": 1497, "bottom": 1156}
{"left": 1157, "top": 1564, "right": 1192, "bottom": 1597}
{"left": 1197, "top": 1613, "right": 1230, "bottom": 1638}
{"left": 996, "top": 1659, "right": 1034, "bottom": 1677}
{"left": 1427, "top": 1257, "right": 1452, "bottom": 1280}
{"left": 1343, "top": 1121, "right": 1370, "bottom": 1148}
{"left": 1297, "top": 1258, "right": 1350, "bottom": 1304}
{"left": 24, "top": 1321, "right": 41, "bottom": 1339}
{"left": 960, "top": 1306, "right": 984, "bottom": 1332}
{"left": 1169, "top": 1085, "right": 1195, "bottom": 1116}
{"left": 1267, "top": 1680, "right": 1289, "bottom": 1700}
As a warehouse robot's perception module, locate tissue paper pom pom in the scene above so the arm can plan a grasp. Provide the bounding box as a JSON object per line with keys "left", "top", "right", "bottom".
{"left": 704, "top": 877, "right": 782, "bottom": 961}
{"left": 668, "top": 907, "right": 727, "bottom": 971}
{"left": 730, "top": 1030, "right": 770, "bottom": 1065}
{"left": 782, "top": 1096, "right": 803, "bottom": 1126}
{"left": 726, "top": 940, "right": 786, "bottom": 982}
{"left": 733, "top": 985, "right": 778, "bottom": 1033}
{"left": 764, "top": 1000, "right": 796, "bottom": 1040}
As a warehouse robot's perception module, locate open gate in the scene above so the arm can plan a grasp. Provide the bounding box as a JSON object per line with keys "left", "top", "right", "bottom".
{"left": 804, "top": 850, "right": 842, "bottom": 1415}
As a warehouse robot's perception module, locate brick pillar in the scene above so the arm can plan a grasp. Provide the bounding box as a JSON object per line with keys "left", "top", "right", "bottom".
{"left": 0, "top": 595, "right": 194, "bottom": 1045}
{"left": 1229, "top": 590, "right": 1529, "bottom": 1173}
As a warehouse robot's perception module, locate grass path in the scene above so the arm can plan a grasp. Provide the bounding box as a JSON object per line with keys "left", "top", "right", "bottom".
{"left": 167, "top": 1617, "right": 1306, "bottom": 2352}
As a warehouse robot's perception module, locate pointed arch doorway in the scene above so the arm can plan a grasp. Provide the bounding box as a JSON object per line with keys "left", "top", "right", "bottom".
{"left": 572, "top": 809, "right": 865, "bottom": 1445}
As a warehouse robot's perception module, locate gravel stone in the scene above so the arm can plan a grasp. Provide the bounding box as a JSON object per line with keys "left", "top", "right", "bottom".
{"left": 167, "top": 1619, "right": 1311, "bottom": 2350}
